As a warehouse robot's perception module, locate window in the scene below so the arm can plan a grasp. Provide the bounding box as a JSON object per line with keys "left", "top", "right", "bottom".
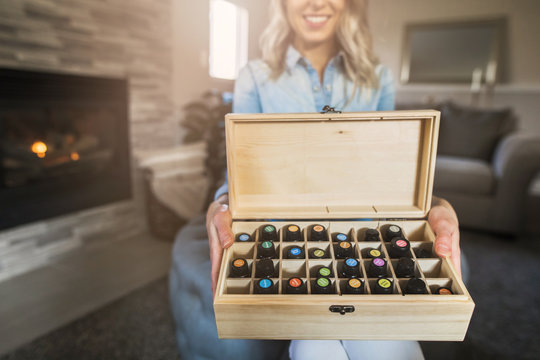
{"left": 209, "top": 0, "right": 248, "bottom": 80}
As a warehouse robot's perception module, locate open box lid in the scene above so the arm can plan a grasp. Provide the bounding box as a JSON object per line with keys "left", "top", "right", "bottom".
{"left": 225, "top": 110, "right": 440, "bottom": 220}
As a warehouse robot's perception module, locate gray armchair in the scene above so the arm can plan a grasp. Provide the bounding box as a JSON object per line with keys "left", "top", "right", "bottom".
{"left": 424, "top": 102, "right": 540, "bottom": 235}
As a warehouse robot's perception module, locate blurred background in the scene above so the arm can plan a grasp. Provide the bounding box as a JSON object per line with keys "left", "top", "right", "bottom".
{"left": 0, "top": 0, "right": 539, "bottom": 359}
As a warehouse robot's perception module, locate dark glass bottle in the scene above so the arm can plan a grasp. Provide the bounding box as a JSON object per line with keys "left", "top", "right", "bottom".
{"left": 387, "top": 238, "right": 411, "bottom": 258}
{"left": 315, "top": 265, "right": 333, "bottom": 278}
{"left": 415, "top": 247, "right": 433, "bottom": 258}
{"left": 384, "top": 224, "right": 403, "bottom": 242}
{"left": 364, "top": 228, "right": 380, "bottom": 242}
{"left": 343, "top": 278, "right": 364, "bottom": 294}
{"left": 341, "top": 257, "right": 361, "bottom": 278}
{"left": 373, "top": 278, "right": 393, "bottom": 294}
{"left": 395, "top": 257, "right": 415, "bottom": 278}
{"left": 255, "top": 258, "right": 275, "bottom": 278}
{"left": 257, "top": 240, "right": 277, "bottom": 259}
{"left": 229, "top": 258, "right": 250, "bottom": 278}
{"left": 285, "top": 277, "right": 307, "bottom": 294}
{"left": 254, "top": 278, "right": 275, "bottom": 294}
{"left": 367, "top": 257, "right": 388, "bottom": 278}
{"left": 310, "top": 224, "right": 328, "bottom": 241}
{"left": 312, "top": 277, "right": 333, "bottom": 294}
{"left": 260, "top": 224, "right": 278, "bottom": 242}
{"left": 435, "top": 286, "right": 453, "bottom": 295}
{"left": 334, "top": 241, "right": 354, "bottom": 259}
{"left": 405, "top": 277, "right": 428, "bottom": 294}
{"left": 284, "top": 224, "right": 302, "bottom": 242}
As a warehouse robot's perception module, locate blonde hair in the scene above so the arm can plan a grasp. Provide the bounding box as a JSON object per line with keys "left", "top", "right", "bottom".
{"left": 260, "top": 0, "right": 379, "bottom": 90}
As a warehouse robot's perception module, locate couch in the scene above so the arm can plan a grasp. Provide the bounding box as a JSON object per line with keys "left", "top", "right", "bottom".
{"left": 398, "top": 101, "right": 540, "bottom": 235}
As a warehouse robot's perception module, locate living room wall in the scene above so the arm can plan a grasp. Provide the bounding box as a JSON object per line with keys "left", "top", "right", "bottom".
{"left": 369, "top": 0, "right": 540, "bottom": 133}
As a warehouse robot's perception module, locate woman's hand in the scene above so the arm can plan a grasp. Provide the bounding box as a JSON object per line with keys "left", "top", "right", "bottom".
{"left": 428, "top": 196, "right": 461, "bottom": 276}
{"left": 206, "top": 194, "right": 234, "bottom": 297}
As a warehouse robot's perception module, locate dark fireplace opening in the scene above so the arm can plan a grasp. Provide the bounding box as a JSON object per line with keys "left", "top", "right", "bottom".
{"left": 0, "top": 68, "right": 132, "bottom": 230}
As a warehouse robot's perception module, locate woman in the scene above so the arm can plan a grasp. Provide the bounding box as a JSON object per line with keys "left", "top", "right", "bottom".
{"left": 205, "top": 0, "right": 461, "bottom": 359}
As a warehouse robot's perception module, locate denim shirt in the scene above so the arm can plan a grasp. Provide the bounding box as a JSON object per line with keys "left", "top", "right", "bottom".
{"left": 215, "top": 46, "right": 395, "bottom": 200}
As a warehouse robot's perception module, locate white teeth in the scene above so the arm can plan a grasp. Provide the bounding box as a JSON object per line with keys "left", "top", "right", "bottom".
{"left": 305, "top": 16, "right": 329, "bottom": 24}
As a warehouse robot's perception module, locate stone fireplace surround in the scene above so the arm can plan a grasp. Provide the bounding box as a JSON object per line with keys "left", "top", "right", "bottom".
{"left": 0, "top": 0, "right": 178, "bottom": 282}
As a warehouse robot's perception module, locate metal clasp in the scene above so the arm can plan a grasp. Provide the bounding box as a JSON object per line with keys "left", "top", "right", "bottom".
{"left": 320, "top": 105, "right": 342, "bottom": 114}
{"left": 329, "top": 305, "right": 355, "bottom": 315}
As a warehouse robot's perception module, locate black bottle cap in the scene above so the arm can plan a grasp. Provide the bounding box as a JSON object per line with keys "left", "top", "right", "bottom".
{"left": 415, "top": 248, "right": 433, "bottom": 258}
{"left": 255, "top": 258, "right": 275, "bottom": 278}
{"left": 313, "top": 277, "right": 333, "bottom": 294}
{"left": 236, "top": 233, "right": 252, "bottom": 242}
{"left": 315, "top": 265, "right": 332, "bottom": 278}
{"left": 405, "top": 277, "right": 428, "bottom": 294}
{"left": 367, "top": 257, "right": 388, "bottom": 278}
{"left": 310, "top": 224, "right": 327, "bottom": 241}
{"left": 230, "top": 258, "right": 250, "bottom": 278}
{"left": 309, "top": 247, "right": 327, "bottom": 259}
{"left": 261, "top": 224, "right": 278, "bottom": 242}
{"left": 284, "top": 224, "right": 302, "bottom": 242}
{"left": 364, "top": 228, "right": 380, "bottom": 242}
{"left": 373, "top": 278, "right": 393, "bottom": 294}
{"left": 254, "top": 278, "right": 275, "bottom": 294}
{"left": 343, "top": 278, "right": 364, "bottom": 294}
{"left": 365, "top": 248, "right": 383, "bottom": 259}
{"left": 257, "top": 240, "right": 277, "bottom": 259}
{"left": 286, "top": 277, "right": 307, "bottom": 294}
{"left": 385, "top": 224, "right": 403, "bottom": 241}
{"left": 285, "top": 245, "right": 305, "bottom": 259}
{"left": 334, "top": 241, "right": 354, "bottom": 259}
{"left": 341, "top": 257, "right": 361, "bottom": 278}
{"left": 435, "top": 286, "right": 454, "bottom": 295}
{"left": 333, "top": 233, "right": 349, "bottom": 242}
{"left": 395, "top": 257, "right": 415, "bottom": 278}
{"left": 388, "top": 237, "right": 411, "bottom": 258}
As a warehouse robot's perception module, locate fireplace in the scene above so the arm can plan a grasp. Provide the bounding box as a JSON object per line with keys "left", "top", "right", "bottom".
{"left": 0, "top": 68, "right": 131, "bottom": 230}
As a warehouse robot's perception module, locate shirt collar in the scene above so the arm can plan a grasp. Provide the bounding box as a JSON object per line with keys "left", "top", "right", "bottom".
{"left": 285, "top": 45, "right": 345, "bottom": 70}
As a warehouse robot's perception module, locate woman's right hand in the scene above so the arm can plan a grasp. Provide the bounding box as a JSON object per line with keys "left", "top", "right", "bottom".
{"left": 206, "top": 194, "right": 234, "bottom": 297}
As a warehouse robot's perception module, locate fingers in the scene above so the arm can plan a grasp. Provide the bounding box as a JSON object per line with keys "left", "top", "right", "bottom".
{"left": 429, "top": 207, "right": 462, "bottom": 277}
{"left": 208, "top": 222, "right": 223, "bottom": 297}
{"left": 213, "top": 204, "right": 234, "bottom": 248}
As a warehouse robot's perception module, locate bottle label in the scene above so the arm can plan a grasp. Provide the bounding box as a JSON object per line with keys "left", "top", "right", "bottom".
{"left": 317, "top": 278, "right": 330, "bottom": 287}
{"left": 396, "top": 239, "right": 407, "bottom": 248}
{"left": 289, "top": 278, "right": 302, "bottom": 288}
{"left": 264, "top": 225, "right": 275, "bottom": 233}
{"left": 348, "top": 278, "right": 362, "bottom": 288}
{"left": 238, "top": 234, "right": 250, "bottom": 241}
{"left": 389, "top": 225, "right": 400, "bottom": 233}
{"left": 259, "top": 279, "right": 272, "bottom": 289}
{"left": 318, "top": 267, "right": 331, "bottom": 277}
{"left": 345, "top": 258, "right": 358, "bottom": 267}
{"left": 233, "top": 259, "right": 245, "bottom": 268}
{"left": 313, "top": 249, "right": 325, "bottom": 258}
{"left": 378, "top": 278, "right": 391, "bottom": 288}
{"left": 262, "top": 241, "right": 273, "bottom": 249}
{"left": 336, "top": 233, "right": 347, "bottom": 241}
{"left": 339, "top": 241, "right": 351, "bottom": 249}
{"left": 288, "top": 225, "right": 299, "bottom": 232}
{"left": 313, "top": 225, "right": 324, "bottom": 232}
{"left": 373, "top": 258, "right": 385, "bottom": 267}
{"left": 290, "top": 247, "right": 301, "bottom": 256}
{"left": 369, "top": 249, "right": 381, "bottom": 257}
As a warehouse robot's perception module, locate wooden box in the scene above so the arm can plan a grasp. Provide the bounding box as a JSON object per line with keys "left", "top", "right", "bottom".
{"left": 214, "top": 110, "right": 474, "bottom": 341}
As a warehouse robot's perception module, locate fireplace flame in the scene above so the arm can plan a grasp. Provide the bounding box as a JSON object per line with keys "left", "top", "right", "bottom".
{"left": 31, "top": 141, "right": 47, "bottom": 158}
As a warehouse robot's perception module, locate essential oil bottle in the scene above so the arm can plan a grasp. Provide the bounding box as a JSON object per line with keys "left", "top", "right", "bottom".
{"left": 310, "top": 224, "right": 328, "bottom": 241}
{"left": 284, "top": 224, "right": 302, "bottom": 242}
{"left": 230, "top": 258, "right": 250, "bottom": 278}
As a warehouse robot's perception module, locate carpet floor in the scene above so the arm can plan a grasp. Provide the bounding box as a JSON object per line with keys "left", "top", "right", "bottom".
{"left": 1, "top": 230, "right": 539, "bottom": 360}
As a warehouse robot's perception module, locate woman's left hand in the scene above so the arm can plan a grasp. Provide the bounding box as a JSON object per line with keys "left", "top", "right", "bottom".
{"left": 428, "top": 197, "right": 461, "bottom": 277}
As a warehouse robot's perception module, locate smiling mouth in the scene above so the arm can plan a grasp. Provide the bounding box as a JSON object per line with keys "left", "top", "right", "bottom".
{"left": 303, "top": 15, "right": 331, "bottom": 25}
